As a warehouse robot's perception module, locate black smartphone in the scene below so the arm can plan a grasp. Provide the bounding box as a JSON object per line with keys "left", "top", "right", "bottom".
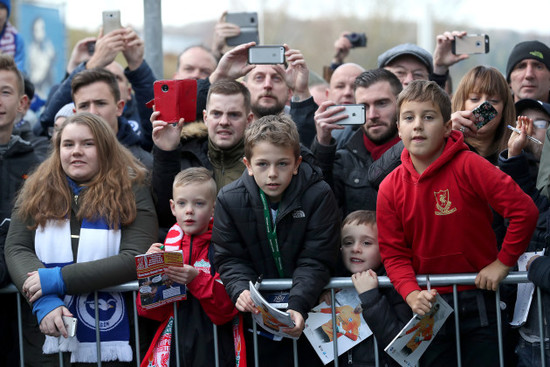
{"left": 471, "top": 101, "right": 497, "bottom": 129}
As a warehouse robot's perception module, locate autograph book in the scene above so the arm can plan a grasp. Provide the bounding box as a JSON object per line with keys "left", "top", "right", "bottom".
{"left": 135, "top": 251, "right": 187, "bottom": 309}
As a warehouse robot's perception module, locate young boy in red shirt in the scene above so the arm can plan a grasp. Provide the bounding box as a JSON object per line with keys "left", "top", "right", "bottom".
{"left": 377, "top": 80, "right": 538, "bottom": 366}
{"left": 138, "top": 167, "right": 244, "bottom": 367}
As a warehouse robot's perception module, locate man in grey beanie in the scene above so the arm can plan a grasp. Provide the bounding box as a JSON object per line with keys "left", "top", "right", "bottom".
{"left": 507, "top": 40, "right": 550, "bottom": 103}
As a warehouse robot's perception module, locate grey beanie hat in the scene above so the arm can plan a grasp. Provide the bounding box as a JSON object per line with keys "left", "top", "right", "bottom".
{"left": 377, "top": 43, "right": 433, "bottom": 75}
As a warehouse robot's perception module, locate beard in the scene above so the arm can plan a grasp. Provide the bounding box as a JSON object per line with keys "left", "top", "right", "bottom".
{"left": 363, "top": 119, "right": 398, "bottom": 144}
{"left": 251, "top": 100, "right": 286, "bottom": 118}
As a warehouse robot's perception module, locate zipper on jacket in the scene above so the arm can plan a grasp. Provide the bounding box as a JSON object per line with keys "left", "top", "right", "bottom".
{"left": 347, "top": 350, "right": 352, "bottom": 364}
{"left": 74, "top": 194, "right": 79, "bottom": 205}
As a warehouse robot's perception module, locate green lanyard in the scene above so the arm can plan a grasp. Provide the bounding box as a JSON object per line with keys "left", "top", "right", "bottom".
{"left": 259, "top": 189, "right": 284, "bottom": 278}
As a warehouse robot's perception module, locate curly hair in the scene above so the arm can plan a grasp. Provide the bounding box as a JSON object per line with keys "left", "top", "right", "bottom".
{"left": 14, "top": 112, "right": 147, "bottom": 229}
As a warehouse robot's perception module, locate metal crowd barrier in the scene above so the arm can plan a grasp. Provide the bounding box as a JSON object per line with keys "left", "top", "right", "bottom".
{"left": 0, "top": 272, "right": 546, "bottom": 367}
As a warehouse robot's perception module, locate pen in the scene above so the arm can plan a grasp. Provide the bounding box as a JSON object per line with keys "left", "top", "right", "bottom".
{"left": 426, "top": 275, "right": 431, "bottom": 292}
{"left": 507, "top": 125, "right": 543, "bottom": 145}
{"left": 159, "top": 245, "right": 164, "bottom": 250}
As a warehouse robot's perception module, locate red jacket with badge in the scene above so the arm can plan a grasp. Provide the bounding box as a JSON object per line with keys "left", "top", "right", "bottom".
{"left": 377, "top": 130, "right": 538, "bottom": 300}
{"left": 137, "top": 221, "right": 237, "bottom": 324}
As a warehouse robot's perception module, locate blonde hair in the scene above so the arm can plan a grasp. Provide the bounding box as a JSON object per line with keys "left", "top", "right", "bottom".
{"left": 173, "top": 167, "right": 217, "bottom": 201}
{"left": 342, "top": 210, "right": 377, "bottom": 227}
{"left": 15, "top": 112, "right": 147, "bottom": 229}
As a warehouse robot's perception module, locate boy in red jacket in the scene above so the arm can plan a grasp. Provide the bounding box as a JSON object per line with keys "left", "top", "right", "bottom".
{"left": 138, "top": 167, "right": 245, "bottom": 367}
{"left": 377, "top": 80, "right": 538, "bottom": 366}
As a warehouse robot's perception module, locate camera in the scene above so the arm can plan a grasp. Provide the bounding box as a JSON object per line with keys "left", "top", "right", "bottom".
{"left": 345, "top": 33, "right": 367, "bottom": 48}
{"left": 161, "top": 84, "right": 169, "bottom": 92}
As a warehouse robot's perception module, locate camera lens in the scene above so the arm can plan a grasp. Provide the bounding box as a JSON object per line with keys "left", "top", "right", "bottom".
{"left": 250, "top": 17, "right": 255, "bottom": 23}
{"left": 161, "top": 84, "right": 169, "bottom": 92}
{"left": 476, "top": 41, "right": 481, "bottom": 47}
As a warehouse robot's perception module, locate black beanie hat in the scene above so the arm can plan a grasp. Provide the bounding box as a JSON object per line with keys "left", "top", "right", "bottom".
{"left": 506, "top": 40, "right": 550, "bottom": 82}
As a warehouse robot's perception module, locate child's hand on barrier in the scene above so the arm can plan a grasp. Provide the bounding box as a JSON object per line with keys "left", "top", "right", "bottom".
{"left": 351, "top": 269, "right": 379, "bottom": 294}
{"left": 475, "top": 259, "right": 511, "bottom": 291}
{"left": 406, "top": 289, "right": 437, "bottom": 316}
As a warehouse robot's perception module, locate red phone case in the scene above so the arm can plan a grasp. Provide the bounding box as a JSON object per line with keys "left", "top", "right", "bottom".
{"left": 153, "top": 79, "right": 197, "bottom": 123}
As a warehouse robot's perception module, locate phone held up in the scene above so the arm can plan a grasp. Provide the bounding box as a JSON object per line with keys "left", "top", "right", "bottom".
{"left": 152, "top": 80, "right": 197, "bottom": 124}
{"left": 225, "top": 12, "right": 259, "bottom": 46}
{"left": 471, "top": 101, "right": 497, "bottom": 129}
{"left": 248, "top": 45, "right": 285, "bottom": 64}
{"left": 327, "top": 104, "right": 366, "bottom": 125}
{"left": 452, "top": 34, "right": 489, "bottom": 55}
{"left": 102, "top": 10, "right": 122, "bottom": 35}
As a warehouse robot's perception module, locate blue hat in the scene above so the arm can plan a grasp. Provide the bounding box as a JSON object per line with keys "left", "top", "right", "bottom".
{"left": 0, "top": 0, "right": 11, "bottom": 18}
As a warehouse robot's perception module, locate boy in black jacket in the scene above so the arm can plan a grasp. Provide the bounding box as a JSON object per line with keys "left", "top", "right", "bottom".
{"left": 213, "top": 114, "right": 340, "bottom": 366}
{"left": 324, "top": 210, "right": 410, "bottom": 366}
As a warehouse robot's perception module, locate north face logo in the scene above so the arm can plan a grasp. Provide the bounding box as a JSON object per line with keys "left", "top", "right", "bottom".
{"left": 530, "top": 51, "right": 544, "bottom": 59}
{"left": 292, "top": 210, "right": 305, "bottom": 218}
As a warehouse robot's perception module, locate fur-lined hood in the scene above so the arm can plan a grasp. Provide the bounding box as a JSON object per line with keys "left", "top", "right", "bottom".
{"left": 180, "top": 121, "right": 208, "bottom": 140}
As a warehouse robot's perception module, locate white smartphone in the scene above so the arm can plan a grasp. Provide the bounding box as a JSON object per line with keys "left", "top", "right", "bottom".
{"left": 328, "top": 104, "right": 366, "bottom": 125}
{"left": 62, "top": 316, "right": 77, "bottom": 338}
{"left": 452, "top": 35, "right": 489, "bottom": 55}
{"left": 102, "top": 10, "right": 121, "bottom": 35}
{"left": 248, "top": 46, "right": 285, "bottom": 65}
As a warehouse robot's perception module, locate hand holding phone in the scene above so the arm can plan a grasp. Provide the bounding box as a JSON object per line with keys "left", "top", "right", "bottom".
{"left": 153, "top": 80, "right": 197, "bottom": 124}
{"left": 327, "top": 104, "right": 366, "bottom": 125}
{"left": 62, "top": 316, "right": 77, "bottom": 338}
{"left": 471, "top": 101, "right": 497, "bottom": 129}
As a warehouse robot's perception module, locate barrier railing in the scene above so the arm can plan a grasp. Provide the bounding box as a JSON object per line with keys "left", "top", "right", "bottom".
{"left": 0, "top": 272, "right": 546, "bottom": 367}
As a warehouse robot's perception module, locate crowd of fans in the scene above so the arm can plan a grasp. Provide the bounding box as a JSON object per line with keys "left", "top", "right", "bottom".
{"left": 1, "top": 2, "right": 550, "bottom": 366}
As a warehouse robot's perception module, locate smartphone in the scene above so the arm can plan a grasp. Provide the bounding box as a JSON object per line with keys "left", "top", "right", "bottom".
{"left": 452, "top": 35, "right": 489, "bottom": 55}
{"left": 248, "top": 46, "right": 285, "bottom": 65}
{"left": 328, "top": 104, "right": 366, "bottom": 125}
{"left": 153, "top": 79, "right": 197, "bottom": 124}
{"left": 226, "top": 12, "right": 259, "bottom": 46}
{"left": 102, "top": 10, "right": 121, "bottom": 35}
{"left": 471, "top": 101, "right": 497, "bottom": 129}
{"left": 62, "top": 316, "right": 77, "bottom": 338}
{"left": 86, "top": 41, "right": 96, "bottom": 56}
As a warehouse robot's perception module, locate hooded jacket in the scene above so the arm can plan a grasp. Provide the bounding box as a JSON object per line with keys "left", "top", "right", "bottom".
{"left": 377, "top": 130, "right": 538, "bottom": 300}
{"left": 138, "top": 222, "right": 240, "bottom": 367}
{"left": 212, "top": 151, "right": 340, "bottom": 319}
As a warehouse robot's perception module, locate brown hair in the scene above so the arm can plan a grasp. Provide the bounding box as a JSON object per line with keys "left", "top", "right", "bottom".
{"left": 342, "top": 210, "right": 377, "bottom": 227}
{"left": 71, "top": 68, "right": 121, "bottom": 103}
{"left": 173, "top": 167, "right": 217, "bottom": 202}
{"left": 14, "top": 112, "right": 147, "bottom": 229}
{"left": 244, "top": 114, "right": 300, "bottom": 160}
{"left": 397, "top": 80, "right": 451, "bottom": 122}
{"left": 0, "top": 54, "right": 24, "bottom": 96}
{"left": 452, "top": 65, "right": 515, "bottom": 154}
{"left": 206, "top": 80, "right": 251, "bottom": 114}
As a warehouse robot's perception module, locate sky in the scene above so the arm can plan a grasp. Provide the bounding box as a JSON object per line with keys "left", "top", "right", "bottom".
{"left": 53, "top": 0, "right": 550, "bottom": 36}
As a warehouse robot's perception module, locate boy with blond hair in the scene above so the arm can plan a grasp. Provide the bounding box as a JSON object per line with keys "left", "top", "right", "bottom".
{"left": 138, "top": 167, "right": 244, "bottom": 367}
{"left": 213, "top": 115, "right": 340, "bottom": 366}
{"left": 377, "top": 80, "right": 538, "bottom": 366}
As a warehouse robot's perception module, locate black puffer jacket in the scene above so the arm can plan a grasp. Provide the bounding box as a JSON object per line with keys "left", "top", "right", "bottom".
{"left": 212, "top": 150, "right": 340, "bottom": 319}
{"left": 0, "top": 136, "right": 40, "bottom": 287}
{"left": 312, "top": 128, "right": 383, "bottom": 216}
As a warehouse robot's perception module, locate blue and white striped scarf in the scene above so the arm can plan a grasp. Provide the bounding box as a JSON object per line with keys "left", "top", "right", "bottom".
{"left": 35, "top": 179, "right": 132, "bottom": 363}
